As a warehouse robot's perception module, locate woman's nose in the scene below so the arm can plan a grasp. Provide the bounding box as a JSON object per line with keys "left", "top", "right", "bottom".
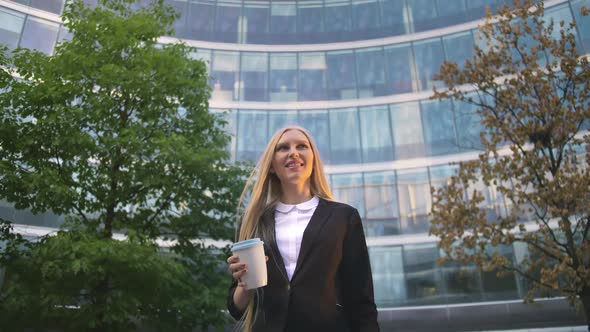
{"left": 289, "top": 147, "right": 299, "bottom": 157}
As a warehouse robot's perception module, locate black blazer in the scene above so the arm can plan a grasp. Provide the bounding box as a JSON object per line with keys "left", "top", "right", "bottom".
{"left": 227, "top": 199, "right": 379, "bottom": 332}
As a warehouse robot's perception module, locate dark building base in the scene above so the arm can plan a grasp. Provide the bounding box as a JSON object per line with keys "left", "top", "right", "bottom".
{"left": 377, "top": 298, "right": 587, "bottom": 332}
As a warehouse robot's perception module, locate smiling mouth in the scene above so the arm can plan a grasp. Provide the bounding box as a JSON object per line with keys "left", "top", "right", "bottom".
{"left": 285, "top": 161, "right": 304, "bottom": 168}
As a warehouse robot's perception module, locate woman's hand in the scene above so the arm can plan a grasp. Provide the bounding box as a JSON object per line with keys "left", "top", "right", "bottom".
{"left": 227, "top": 254, "right": 255, "bottom": 311}
{"left": 227, "top": 254, "right": 270, "bottom": 311}
{"left": 227, "top": 254, "right": 270, "bottom": 288}
{"left": 227, "top": 254, "right": 248, "bottom": 288}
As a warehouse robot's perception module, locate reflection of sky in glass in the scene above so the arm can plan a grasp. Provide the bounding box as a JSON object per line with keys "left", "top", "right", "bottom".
{"left": 331, "top": 172, "right": 365, "bottom": 215}
{"left": 0, "top": 7, "right": 25, "bottom": 49}
{"left": 397, "top": 168, "right": 431, "bottom": 234}
{"left": 329, "top": 108, "right": 362, "bottom": 164}
{"left": 421, "top": 99, "right": 458, "bottom": 156}
{"left": 391, "top": 102, "right": 425, "bottom": 159}
{"left": 359, "top": 106, "right": 394, "bottom": 163}
{"left": 236, "top": 110, "right": 268, "bottom": 162}
{"left": 364, "top": 171, "right": 398, "bottom": 219}
{"left": 20, "top": 16, "right": 59, "bottom": 55}
{"left": 298, "top": 110, "right": 331, "bottom": 163}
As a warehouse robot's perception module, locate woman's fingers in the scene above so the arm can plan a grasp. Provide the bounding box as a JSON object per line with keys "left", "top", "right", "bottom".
{"left": 232, "top": 264, "right": 248, "bottom": 287}
{"left": 227, "top": 255, "right": 248, "bottom": 283}
{"left": 226, "top": 255, "right": 239, "bottom": 264}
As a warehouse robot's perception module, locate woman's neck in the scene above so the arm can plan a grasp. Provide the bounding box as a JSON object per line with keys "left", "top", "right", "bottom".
{"left": 280, "top": 184, "right": 312, "bottom": 205}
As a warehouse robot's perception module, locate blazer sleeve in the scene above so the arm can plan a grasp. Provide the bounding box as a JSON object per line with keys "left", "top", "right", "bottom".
{"left": 227, "top": 280, "right": 245, "bottom": 321}
{"left": 340, "top": 208, "right": 380, "bottom": 332}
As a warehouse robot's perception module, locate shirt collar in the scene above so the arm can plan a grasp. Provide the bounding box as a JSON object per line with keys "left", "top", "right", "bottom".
{"left": 275, "top": 196, "right": 319, "bottom": 213}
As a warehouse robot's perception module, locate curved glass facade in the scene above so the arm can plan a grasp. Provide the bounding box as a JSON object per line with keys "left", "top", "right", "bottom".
{"left": 214, "top": 99, "right": 486, "bottom": 165}
{"left": 170, "top": 0, "right": 524, "bottom": 44}
{"left": 1, "top": 0, "right": 589, "bottom": 325}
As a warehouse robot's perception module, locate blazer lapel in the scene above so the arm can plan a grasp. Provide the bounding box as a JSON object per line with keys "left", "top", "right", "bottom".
{"left": 291, "top": 198, "right": 332, "bottom": 281}
{"left": 261, "top": 208, "right": 289, "bottom": 283}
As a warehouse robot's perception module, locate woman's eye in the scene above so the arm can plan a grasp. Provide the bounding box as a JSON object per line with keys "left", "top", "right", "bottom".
{"left": 298, "top": 144, "right": 309, "bottom": 149}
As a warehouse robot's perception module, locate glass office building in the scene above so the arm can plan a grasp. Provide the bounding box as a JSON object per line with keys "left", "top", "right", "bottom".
{"left": 0, "top": 0, "right": 588, "bottom": 330}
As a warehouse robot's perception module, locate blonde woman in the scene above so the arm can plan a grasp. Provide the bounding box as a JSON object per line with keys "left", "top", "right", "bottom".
{"left": 226, "top": 126, "right": 379, "bottom": 332}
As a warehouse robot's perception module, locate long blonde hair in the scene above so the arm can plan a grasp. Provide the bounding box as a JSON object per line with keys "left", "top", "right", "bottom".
{"left": 236, "top": 126, "right": 333, "bottom": 331}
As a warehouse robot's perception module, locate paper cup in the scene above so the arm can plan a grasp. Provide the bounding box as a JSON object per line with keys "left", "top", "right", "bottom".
{"left": 231, "top": 238, "right": 267, "bottom": 290}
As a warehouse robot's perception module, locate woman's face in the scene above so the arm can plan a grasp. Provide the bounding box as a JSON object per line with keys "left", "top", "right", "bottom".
{"left": 270, "top": 130, "right": 314, "bottom": 189}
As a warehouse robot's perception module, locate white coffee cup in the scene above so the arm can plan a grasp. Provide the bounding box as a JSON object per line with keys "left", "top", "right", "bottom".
{"left": 231, "top": 238, "right": 267, "bottom": 290}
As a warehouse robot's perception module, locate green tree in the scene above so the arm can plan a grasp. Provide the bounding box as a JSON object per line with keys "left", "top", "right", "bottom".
{"left": 0, "top": 0, "right": 244, "bottom": 330}
{"left": 431, "top": 0, "right": 590, "bottom": 328}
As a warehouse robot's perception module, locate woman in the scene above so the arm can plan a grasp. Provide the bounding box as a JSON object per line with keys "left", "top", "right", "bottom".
{"left": 226, "top": 126, "right": 379, "bottom": 332}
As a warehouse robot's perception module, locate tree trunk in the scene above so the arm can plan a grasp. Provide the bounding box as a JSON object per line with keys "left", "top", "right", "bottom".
{"left": 581, "top": 291, "right": 590, "bottom": 332}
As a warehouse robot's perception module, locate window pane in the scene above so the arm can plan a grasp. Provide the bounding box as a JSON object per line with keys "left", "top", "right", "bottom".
{"left": 297, "top": 0, "right": 324, "bottom": 42}
{"left": 298, "top": 110, "right": 331, "bottom": 163}
{"left": 270, "top": 2, "right": 296, "bottom": 42}
{"left": 359, "top": 105, "right": 393, "bottom": 162}
{"left": 214, "top": 0, "right": 241, "bottom": 43}
{"left": 244, "top": 1, "right": 269, "bottom": 44}
{"left": 397, "top": 168, "right": 431, "bottom": 234}
{"left": 326, "top": 50, "right": 357, "bottom": 100}
{"left": 356, "top": 47, "right": 387, "bottom": 97}
{"left": 325, "top": 0, "right": 352, "bottom": 38}
{"left": 572, "top": 0, "right": 590, "bottom": 53}
{"left": 57, "top": 24, "right": 73, "bottom": 43}
{"left": 352, "top": 0, "right": 380, "bottom": 32}
{"left": 413, "top": 38, "right": 445, "bottom": 90}
{"left": 0, "top": 7, "right": 25, "bottom": 50}
{"left": 403, "top": 243, "right": 446, "bottom": 305}
{"left": 468, "top": 174, "right": 509, "bottom": 222}
{"left": 269, "top": 53, "right": 298, "bottom": 102}
{"left": 443, "top": 31, "right": 474, "bottom": 70}
{"left": 369, "top": 246, "right": 406, "bottom": 307}
{"left": 454, "top": 96, "right": 485, "bottom": 150}
{"left": 384, "top": 44, "right": 414, "bottom": 94}
{"left": 268, "top": 110, "right": 298, "bottom": 137}
{"left": 20, "top": 16, "right": 59, "bottom": 54}
{"left": 170, "top": 0, "right": 188, "bottom": 38}
{"left": 435, "top": 0, "right": 467, "bottom": 26}
{"left": 211, "top": 51, "right": 240, "bottom": 101}
{"left": 298, "top": 52, "right": 327, "bottom": 101}
{"left": 332, "top": 173, "right": 365, "bottom": 216}
{"left": 240, "top": 52, "right": 268, "bottom": 101}
{"left": 364, "top": 171, "right": 400, "bottom": 236}
{"left": 380, "top": 0, "right": 408, "bottom": 35}
{"left": 191, "top": 48, "right": 211, "bottom": 73}
{"left": 465, "top": 0, "right": 490, "bottom": 21}
{"left": 329, "top": 108, "right": 362, "bottom": 164}
{"left": 429, "top": 164, "right": 459, "bottom": 195}
{"left": 421, "top": 99, "right": 458, "bottom": 156}
{"left": 187, "top": 0, "right": 215, "bottom": 40}
{"left": 541, "top": 3, "right": 572, "bottom": 40}
{"left": 408, "top": 0, "right": 438, "bottom": 32}
{"left": 481, "top": 245, "right": 519, "bottom": 300}
{"left": 441, "top": 260, "right": 483, "bottom": 304}
{"left": 236, "top": 110, "right": 268, "bottom": 162}
{"left": 0, "top": 201, "right": 64, "bottom": 228}
{"left": 391, "top": 102, "right": 425, "bottom": 159}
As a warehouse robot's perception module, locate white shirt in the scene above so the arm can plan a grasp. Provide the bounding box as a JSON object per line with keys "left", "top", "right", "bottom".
{"left": 274, "top": 196, "right": 319, "bottom": 281}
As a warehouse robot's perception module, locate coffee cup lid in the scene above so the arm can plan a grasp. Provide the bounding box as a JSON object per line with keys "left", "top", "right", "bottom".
{"left": 231, "top": 238, "right": 264, "bottom": 252}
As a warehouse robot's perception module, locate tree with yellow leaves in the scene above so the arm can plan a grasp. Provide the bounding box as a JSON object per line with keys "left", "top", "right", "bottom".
{"left": 432, "top": 0, "right": 590, "bottom": 328}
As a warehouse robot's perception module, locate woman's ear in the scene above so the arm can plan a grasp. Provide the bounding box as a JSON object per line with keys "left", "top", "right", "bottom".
{"left": 269, "top": 167, "right": 275, "bottom": 174}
